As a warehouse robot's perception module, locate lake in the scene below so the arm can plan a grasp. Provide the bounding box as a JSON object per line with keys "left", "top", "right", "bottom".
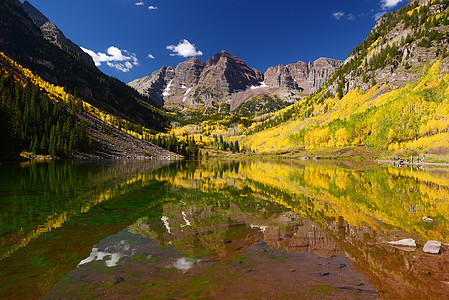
{"left": 1, "top": 159, "right": 449, "bottom": 299}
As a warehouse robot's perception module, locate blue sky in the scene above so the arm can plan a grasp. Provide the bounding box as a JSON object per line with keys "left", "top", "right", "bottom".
{"left": 26, "top": 0, "right": 407, "bottom": 83}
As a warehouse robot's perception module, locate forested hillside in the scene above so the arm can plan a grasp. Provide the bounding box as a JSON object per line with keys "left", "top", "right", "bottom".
{"left": 0, "top": 0, "right": 169, "bottom": 131}
{"left": 0, "top": 0, "right": 184, "bottom": 160}
{"left": 242, "top": 0, "right": 449, "bottom": 155}
{"left": 0, "top": 52, "right": 176, "bottom": 159}
{"left": 0, "top": 69, "right": 90, "bottom": 158}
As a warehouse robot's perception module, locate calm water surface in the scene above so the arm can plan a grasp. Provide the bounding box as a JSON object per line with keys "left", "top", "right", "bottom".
{"left": 1, "top": 159, "right": 449, "bottom": 299}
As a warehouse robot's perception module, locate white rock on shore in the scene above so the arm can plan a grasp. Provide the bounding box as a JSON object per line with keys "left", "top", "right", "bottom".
{"left": 423, "top": 240, "right": 441, "bottom": 254}
{"left": 422, "top": 217, "right": 435, "bottom": 223}
{"left": 388, "top": 238, "right": 417, "bottom": 247}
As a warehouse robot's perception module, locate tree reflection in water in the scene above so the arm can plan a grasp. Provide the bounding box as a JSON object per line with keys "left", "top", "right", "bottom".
{"left": 2, "top": 159, "right": 449, "bottom": 299}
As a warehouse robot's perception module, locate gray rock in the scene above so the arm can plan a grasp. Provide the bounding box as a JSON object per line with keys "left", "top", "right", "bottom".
{"left": 252, "top": 68, "right": 264, "bottom": 82}
{"left": 307, "top": 58, "right": 343, "bottom": 93}
{"left": 389, "top": 245, "right": 416, "bottom": 252}
{"left": 423, "top": 240, "right": 441, "bottom": 254}
{"left": 162, "top": 57, "right": 205, "bottom": 102}
{"left": 429, "top": 4, "right": 446, "bottom": 14}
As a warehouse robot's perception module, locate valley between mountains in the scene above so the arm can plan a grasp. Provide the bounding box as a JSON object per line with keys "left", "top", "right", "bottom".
{"left": 2, "top": 0, "right": 449, "bottom": 162}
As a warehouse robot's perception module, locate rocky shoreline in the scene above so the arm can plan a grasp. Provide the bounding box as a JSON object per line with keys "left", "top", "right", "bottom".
{"left": 74, "top": 111, "right": 180, "bottom": 160}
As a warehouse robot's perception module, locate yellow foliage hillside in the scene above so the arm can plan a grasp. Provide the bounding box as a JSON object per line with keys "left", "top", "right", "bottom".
{"left": 0, "top": 51, "right": 156, "bottom": 142}
{"left": 244, "top": 61, "right": 449, "bottom": 154}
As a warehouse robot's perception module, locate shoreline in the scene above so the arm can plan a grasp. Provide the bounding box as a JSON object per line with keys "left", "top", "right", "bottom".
{"left": 4, "top": 146, "right": 449, "bottom": 167}
{"left": 376, "top": 160, "right": 449, "bottom": 167}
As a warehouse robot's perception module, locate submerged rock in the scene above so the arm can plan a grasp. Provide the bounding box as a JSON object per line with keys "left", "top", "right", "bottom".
{"left": 388, "top": 238, "right": 417, "bottom": 247}
{"left": 114, "top": 276, "right": 125, "bottom": 284}
{"left": 423, "top": 240, "right": 441, "bottom": 254}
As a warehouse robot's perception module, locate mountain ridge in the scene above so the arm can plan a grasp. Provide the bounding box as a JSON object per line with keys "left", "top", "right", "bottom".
{"left": 20, "top": 1, "right": 95, "bottom": 67}
{"left": 128, "top": 51, "right": 342, "bottom": 115}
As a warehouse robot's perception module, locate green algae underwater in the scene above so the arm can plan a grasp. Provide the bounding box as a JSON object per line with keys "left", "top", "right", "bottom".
{"left": 1, "top": 159, "right": 449, "bottom": 299}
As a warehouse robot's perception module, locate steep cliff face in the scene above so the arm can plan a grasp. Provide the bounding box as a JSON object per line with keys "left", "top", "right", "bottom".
{"left": 128, "top": 51, "right": 342, "bottom": 114}
{"left": 306, "top": 58, "right": 344, "bottom": 92}
{"left": 172, "top": 57, "right": 205, "bottom": 88}
{"left": 162, "top": 57, "right": 205, "bottom": 105}
{"left": 128, "top": 66, "right": 175, "bottom": 106}
{"left": 199, "top": 50, "right": 262, "bottom": 94}
{"left": 264, "top": 58, "right": 343, "bottom": 94}
{"left": 21, "top": 1, "right": 95, "bottom": 66}
{"left": 264, "top": 64, "right": 301, "bottom": 90}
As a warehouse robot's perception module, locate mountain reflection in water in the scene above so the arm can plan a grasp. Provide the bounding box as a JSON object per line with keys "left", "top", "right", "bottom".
{"left": 2, "top": 159, "right": 449, "bottom": 299}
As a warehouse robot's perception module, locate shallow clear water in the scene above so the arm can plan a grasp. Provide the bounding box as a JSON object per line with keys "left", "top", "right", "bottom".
{"left": 1, "top": 159, "right": 449, "bottom": 299}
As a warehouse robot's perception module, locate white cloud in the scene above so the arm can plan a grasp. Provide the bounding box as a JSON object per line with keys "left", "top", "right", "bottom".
{"left": 332, "top": 11, "right": 356, "bottom": 21}
{"left": 166, "top": 39, "right": 203, "bottom": 57}
{"left": 148, "top": 6, "right": 158, "bottom": 10}
{"left": 381, "top": 0, "right": 402, "bottom": 9}
{"left": 135, "top": 1, "right": 144, "bottom": 5}
{"left": 147, "top": 54, "right": 155, "bottom": 59}
{"left": 332, "top": 11, "right": 345, "bottom": 20}
{"left": 81, "top": 46, "right": 139, "bottom": 72}
{"left": 374, "top": 11, "right": 386, "bottom": 20}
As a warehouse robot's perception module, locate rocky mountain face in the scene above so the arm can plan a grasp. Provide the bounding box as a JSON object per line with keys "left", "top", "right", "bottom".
{"left": 128, "top": 51, "right": 342, "bottom": 114}
{"left": 264, "top": 58, "right": 343, "bottom": 94}
{"left": 199, "top": 51, "right": 262, "bottom": 94}
{"left": 171, "top": 57, "right": 204, "bottom": 90}
{"left": 21, "top": 1, "right": 94, "bottom": 67}
{"left": 128, "top": 66, "right": 176, "bottom": 106}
